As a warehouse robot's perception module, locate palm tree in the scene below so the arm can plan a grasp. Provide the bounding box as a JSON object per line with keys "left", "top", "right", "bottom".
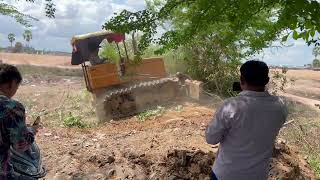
{"left": 23, "top": 30, "right": 32, "bottom": 47}
{"left": 313, "top": 59, "right": 320, "bottom": 68}
{"left": 8, "top": 33, "right": 15, "bottom": 47}
{"left": 312, "top": 47, "right": 320, "bottom": 60}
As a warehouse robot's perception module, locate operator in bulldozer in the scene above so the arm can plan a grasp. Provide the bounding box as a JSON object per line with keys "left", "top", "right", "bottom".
{"left": 0, "top": 64, "right": 46, "bottom": 180}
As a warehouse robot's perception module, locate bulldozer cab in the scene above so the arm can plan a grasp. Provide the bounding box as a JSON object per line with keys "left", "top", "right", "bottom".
{"left": 70, "top": 31, "right": 167, "bottom": 92}
{"left": 71, "top": 30, "right": 126, "bottom": 66}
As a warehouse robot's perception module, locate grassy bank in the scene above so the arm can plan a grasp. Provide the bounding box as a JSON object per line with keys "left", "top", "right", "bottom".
{"left": 280, "top": 101, "right": 320, "bottom": 178}
{"left": 16, "top": 64, "right": 83, "bottom": 77}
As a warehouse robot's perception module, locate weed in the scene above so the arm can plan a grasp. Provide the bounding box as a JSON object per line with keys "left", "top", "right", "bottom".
{"left": 63, "top": 112, "right": 88, "bottom": 128}
{"left": 81, "top": 90, "right": 91, "bottom": 101}
{"left": 268, "top": 68, "right": 295, "bottom": 95}
{"left": 308, "top": 154, "right": 320, "bottom": 178}
{"left": 280, "top": 101, "right": 320, "bottom": 177}
{"left": 175, "top": 105, "right": 183, "bottom": 112}
{"left": 137, "top": 106, "right": 165, "bottom": 122}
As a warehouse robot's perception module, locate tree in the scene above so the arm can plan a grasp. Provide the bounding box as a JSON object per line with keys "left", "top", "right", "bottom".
{"left": 23, "top": 30, "right": 32, "bottom": 47}
{"left": 313, "top": 59, "right": 320, "bottom": 68}
{"left": 103, "top": 0, "right": 320, "bottom": 96}
{"left": 0, "top": 0, "right": 55, "bottom": 27}
{"left": 313, "top": 47, "right": 320, "bottom": 59}
{"left": 13, "top": 42, "right": 23, "bottom": 53}
{"left": 8, "top": 33, "right": 15, "bottom": 47}
{"left": 105, "top": 0, "right": 320, "bottom": 56}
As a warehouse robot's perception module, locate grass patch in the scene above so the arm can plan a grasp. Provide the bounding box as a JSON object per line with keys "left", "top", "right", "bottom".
{"left": 63, "top": 112, "right": 89, "bottom": 128}
{"left": 16, "top": 64, "right": 83, "bottom": 77}
{"left": 136, "top": 106, "right": 166, "bottom": 122}
{"left": 175, "top": 105, "right": 183, "bottom": 112}
{"left": 280, "top": 99, "right": 320, "bottom": 176}
{"left": 308, "top": 154, "right": 320, "bottom": 178}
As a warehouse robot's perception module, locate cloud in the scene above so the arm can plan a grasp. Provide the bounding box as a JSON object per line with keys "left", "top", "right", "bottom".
{"left": 0, "top": 0, "right": 315, "bottom": 66}
{"left": 0, "top": 0, "right": 145, "bottom": 51}
{"left": 258, "top": 40, "right": 314, "bottom": 66}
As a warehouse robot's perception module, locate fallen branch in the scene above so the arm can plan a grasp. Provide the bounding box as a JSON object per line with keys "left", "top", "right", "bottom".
{"left": 283, "top": 120, "right": 295, "bottom": 126}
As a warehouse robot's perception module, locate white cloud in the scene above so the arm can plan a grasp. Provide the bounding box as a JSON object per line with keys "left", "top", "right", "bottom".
{"left": 0, "top": 0, "right": 145, "bottom": 51}
{"left": 0, "top": 0, "right": 315, "bottom": 66}
{"left": 258, "top": 42, "right": 314, "bottom": 66}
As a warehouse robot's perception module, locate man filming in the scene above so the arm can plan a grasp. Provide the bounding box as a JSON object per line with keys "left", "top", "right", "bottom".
{"left": 206, "top": 60, "right": 287, "bottom": 180}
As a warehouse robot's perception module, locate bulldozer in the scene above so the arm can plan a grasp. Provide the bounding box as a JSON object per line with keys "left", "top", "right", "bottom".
{"left": 71, "top": 30, "right": 202, "bottom": 122}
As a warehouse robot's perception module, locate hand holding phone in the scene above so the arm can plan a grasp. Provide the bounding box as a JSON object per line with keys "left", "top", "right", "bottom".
{"left": 32, "top": 116, "right": 41, "bottom": 134}
{"left": 33, "top": 116, "right": 41, "bottom": 126}
{"left": 232, "top": 82, "right": 242, "bottom": 92}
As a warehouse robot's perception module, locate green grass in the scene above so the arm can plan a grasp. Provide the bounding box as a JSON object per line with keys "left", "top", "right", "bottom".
{"left": 136, "top": 106, "right": 166, "bottom": 122}
{"left": 16, "top": 64, "right": 83, "bottom": 77}
{"left": 279, "top": 100, "right": 320, "bottom": 177}
{"left": 308, "top": 154, "right": 320, "bottom": 178}
{"left": 63, "top": 112, "right": 89, "bottom": 128}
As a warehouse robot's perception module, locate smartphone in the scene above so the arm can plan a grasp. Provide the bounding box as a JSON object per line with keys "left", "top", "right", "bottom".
{"left": 33, "top": 116, "right": 41, "bottom": 126}
{"left": 232, "top": 82, "right": 242, "bottom": 92}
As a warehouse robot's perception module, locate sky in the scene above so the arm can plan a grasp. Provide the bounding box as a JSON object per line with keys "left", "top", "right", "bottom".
{"left": 0, "top": 0, "right": 316, "bottom": 66}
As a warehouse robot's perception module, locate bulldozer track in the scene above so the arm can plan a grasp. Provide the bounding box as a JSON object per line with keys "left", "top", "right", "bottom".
{"left": 101, "top": 78, "right": 181, "bottom": 119}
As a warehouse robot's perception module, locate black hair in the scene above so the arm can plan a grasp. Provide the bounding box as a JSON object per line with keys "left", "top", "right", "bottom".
{"left": 240, "top": 60, "right": 269, "bottom": 87}
{"left": 0, "top": 63, "right": 22, "bottom": 85}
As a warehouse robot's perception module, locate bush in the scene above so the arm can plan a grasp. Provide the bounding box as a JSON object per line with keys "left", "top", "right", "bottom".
{"left": 63, "top": 112, "right": 88, "bottom": 128}
{"left": 98, "top": 42, "right": 120, "bottom": 63}
{"left": 12, "top": 42, "right": 23, "bottom": 53}
{"left": 268, "top": 67, "right": 294, "bottom": 95}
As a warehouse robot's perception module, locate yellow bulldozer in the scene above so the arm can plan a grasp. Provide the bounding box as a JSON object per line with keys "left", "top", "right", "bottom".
{"left": 71, "top": 31, "right": 202, "bottom": 122}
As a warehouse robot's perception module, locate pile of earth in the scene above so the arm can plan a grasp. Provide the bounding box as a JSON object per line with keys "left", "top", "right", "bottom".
{"left": 56, "top": 140, "right": 315, "bottom": 180}
{"left": 138, "top": 140, "right": 315, "bottom": 180}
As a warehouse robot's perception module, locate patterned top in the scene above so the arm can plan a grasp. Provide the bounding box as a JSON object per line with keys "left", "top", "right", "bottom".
{"left": 0, "top": 93, "right": 34, "bottom": 176}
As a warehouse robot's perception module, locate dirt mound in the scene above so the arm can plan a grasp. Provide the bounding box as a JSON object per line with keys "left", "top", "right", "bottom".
{"left": 160, "top": 143, "right": 313, "bottom": 180}
{"left": 160, "top": 149, "right": 215, "bottom": 180}
{"left": 269, "top": 140, "right": 315, "bottom": 180}
{"left": 107, "top": 141, "right": 314, "bottom": 180}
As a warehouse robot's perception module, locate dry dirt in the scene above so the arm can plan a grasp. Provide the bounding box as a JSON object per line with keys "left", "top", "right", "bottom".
{"left": 0, "top": 52, "right": 76, "bottom": 68}
{"left": 2, "top": 54, "right": 318, "bottom": 179}
{"left": 13, "top": 73, "right": 316, "bottom": 180}
{"left": 283, "top": 69, "right": 320, "bottom": 110}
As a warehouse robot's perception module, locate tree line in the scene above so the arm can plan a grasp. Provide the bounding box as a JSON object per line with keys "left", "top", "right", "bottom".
{"left": 313, "top": 47, "right": 320, "bottom": 68}
{"left": 6, "top": 30, "right": 32, "bottom": 53}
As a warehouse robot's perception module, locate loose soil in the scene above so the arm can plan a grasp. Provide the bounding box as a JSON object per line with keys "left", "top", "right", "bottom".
{"left": 12, "top": 73, "right": 316, "bottom": 180}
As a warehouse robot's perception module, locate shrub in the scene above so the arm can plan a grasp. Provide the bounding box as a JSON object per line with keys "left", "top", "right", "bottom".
{"left": 63, "top": 112, "right": 88, "bottom": 128}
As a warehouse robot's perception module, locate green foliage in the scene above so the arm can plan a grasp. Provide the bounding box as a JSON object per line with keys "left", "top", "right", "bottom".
{"left": 268, "top": 68, "right": 294, "bottom": 95}
{"left": 136, "top": 106, "right": 165, "bottom": 122}
{"left": 7, "top": 33, "right": 15, "bottom": 47}
{"left": 13, "top": 42, "right": 23, "bottom": 53}
{"left": 81, "top": 90, "right": 91, "bottom": 101}
{"left": 313, "top": 59, "right": 320, "bottom": 68}
{"left": 313, "top": 47, "right": 320, "bottom": 58}
{"left": 105, "top": 0, "right": 320, "bottom": 56}
{"left": 63, "top": 112, "right": 88, "bottom": 128}
{"left": 23, "top": 30, "right": 32, "bottom": 47}
{"left": 308, "top": 154, "right": 320, "bottom": 179}
{"left": 0, "top": 0, "right": 55, "bottom": 27}
{"left": 104, "top": 0, "right": 320, "bottom": 96}
{"left": 98, "top": 42, "right": 120, "bottom": 63}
